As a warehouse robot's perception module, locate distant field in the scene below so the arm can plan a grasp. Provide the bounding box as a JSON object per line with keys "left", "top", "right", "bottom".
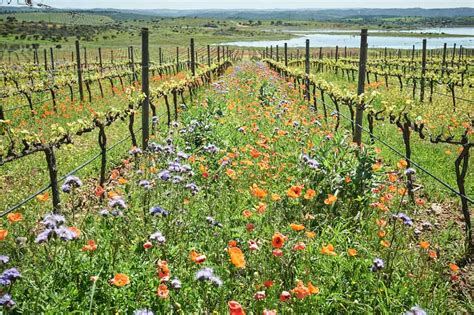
{"left": 0, "top": 12, "right": 115, "bottom": 25}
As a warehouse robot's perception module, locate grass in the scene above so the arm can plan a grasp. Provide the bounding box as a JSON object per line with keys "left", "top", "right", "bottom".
{"left": 0, "top": 61, "right": 470, "bottom": 313}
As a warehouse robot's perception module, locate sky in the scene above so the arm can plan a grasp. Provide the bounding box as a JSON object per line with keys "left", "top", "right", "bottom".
{"left": 11, "top": 0, "right": 474, "bottom": 9}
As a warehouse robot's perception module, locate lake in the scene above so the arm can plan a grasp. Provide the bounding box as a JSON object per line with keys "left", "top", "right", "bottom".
{"left": 222, "top": 28, "right": 474, "bottom": 49}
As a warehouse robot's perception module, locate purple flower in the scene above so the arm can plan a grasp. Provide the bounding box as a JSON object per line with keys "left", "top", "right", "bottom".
{"left": 172, "top": 176, "right": 183, "bottom": 183}
{"left": 64, "top": 175, "right": 82, "bottom": 188}
{"left": 158, "top": 170, "right": 171, "bottom": 181}
{"left": 171, "top": 278, "right": 182, "bottom": 289}
{"left": 0, "top": 255, "right": 9, "bottom": 264}
{"left": 109, "top": 197, "right": 127, "bottom": 209}
{"left": 134, "top": 309, "right": 154, "bottom": 315}
{"left": 99, "top": 209, "right": 110, "bottom": 217}
{"left": 306, "top": 159, "right": 320, "bottom": 169}
{"left": 0, "top": 293, "right": 15, "bottom": 308}
{"left": 139, "top": 180, "right": 152, "bottom": 190}
{"left": 54, "top": 226, "right": 76, "bottom": 241}
{"left": 405, "top": 168, "right": 416, "bottom": 175}
{"left": 206, "top": 216, "right": 222, "bottom": 228}
{"left": 62, "top": 175, "right": 82, "bottom": 193}
{"left": 185, "top": 183, "right": 200, "bottom": 195}
{"left": 42, "top": 213, "right": 66, "bottom": 228}
{"left": 405, "top": 306, "right": 427, "bottom": 315}
{"left": 129, "top": 147, "right": 143, "bottom": 155}
{"left": 177, "top": 151, "right": 189, "bottom": 160}
{"left": 195, "top": 267, "right": 214, "bottom": 281}
{"left": 150, "top": 231, "right": 166, "bottom": 244}
{"left": 393, "top": 213, "right": 413, "bottom": 226}
{"left": 168, "top": 161, "right": 182, "bottom": 172}
{"left": 203, "top": 144, "right": 219, "bottom": 154}
{"left": 35, "top": 229, "right": 53, "bottom": 243}
{"left": 149, "top": 206, "right": 169, "bottom": 217}
{"left": 0, "top": 268, "right": 21, "bottom": 286}
{"left": 370, "top": 258, "right": 385, "bottom": 272}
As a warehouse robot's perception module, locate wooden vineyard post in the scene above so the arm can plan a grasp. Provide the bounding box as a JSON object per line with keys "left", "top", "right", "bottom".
{"left": 270, "top": 45, "right": 273, "bottom": 59}
{"left": 452, "top": 43, "right": 456, "bottom": 67}
{"left": 84, "top": 47, "right": 88, "bottom": 69}
{"left": 75, "top": 40, "right": 84, "bottom": 102}
{"left": 284, "top": 43, "right": 288, "bottom": 67}
{"left": 44, "top": 146, "right": 60, "bottom": 213}
{"left": 50, "top": 47, "right": 55, "bottom": 70}
{"left": 420, "top": 39, "right": 427, "bottom": 103}
{"left": 176, "top": 47, "right": 180, "bottom": 72}
{"left": 441, "top": 43, "right": 447, "bottom": 77}
{"left": 43, "top": 48, "right": 48, "bottom": 71}
{"left": 141, "top": 28, "right": 150, "bottom": 150}
{"left": 207, "top": 45, "right": 211, "bottom": 67}
{"left": 130, "top": 46, "right": 137, "bottom": 82}
{"left": 276, "top": 45, "right": 279, "bottom": 62}
{"left": 190, "top": 38, "right": 196, "bottom": 76}
{"left": 159, "top": 47, "right": 162, "bottom": 65}
{"left": 353, "top": 29, "right": 368, "bottom": 146}
{"left": 305, "top": 39, "right": 310, "bottom": 101}
{"left": 98, "top": 47, "right": 103, "bottom": 73}
{"left": 218, "top": 46, "right": 221, "bottom": 63}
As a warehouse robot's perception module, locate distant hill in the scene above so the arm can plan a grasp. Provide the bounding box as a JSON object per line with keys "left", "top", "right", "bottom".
{"left": 1, "top": 7, "right": 473, "bottom": 21}
{"left": 140, "top": 8, "right": 474, "bottom": 20}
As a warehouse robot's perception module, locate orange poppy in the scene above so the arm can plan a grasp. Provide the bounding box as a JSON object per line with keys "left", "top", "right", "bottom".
{"left": 305, "top": 231, "right": 316, "bottom": 239}
{"left": 156, "top": 284, "right": 169, "bottom": 299}
{"left": 397, "top": 159, "right": 408, "bottom": 169}
{"left": 0, "top": 229, "right": 8, "bottom": 241}
{"left": 36, "top": 192, "right": 49, "bottom": 202}
{"left": 264, "top": 280, "right": 274, "bottom": 288}
{"left": 226, "top": 169, "right": 237, "bottom": 179}
{"left": 157, "top": 260, "right": 170, "bottom": 280}
{"left": 82, "top": 240, "right": 98, "bottom": 252}
{"left": 307, "top": 282, "right": 320, "bottom": 294}
{"left": 429, "top": 250, "right": 438, "bottom": 259}
{"left": 228, "top": 301, "right": 245, "bottom": 315}
{"left": 287, "top": 185, "right": 303, "bottom": 198}
{"left": 380, "top": 240, "right": 391, "bottom": 248}
{"left": 271, "top": 193, "right": 281, "bottom": 201}
{"left": 449, "top": 263, "right": 460, "bottom": 272}
{"left": 251, "top": 184, "right": 267, "bottom": 199}
{"left": 242, "top": 210, "right": 253, "bottom": 218}
{"left": 324, "top": 194, "right": 337, "bottom": 205}
{"left": 293, "top": 242, "right": 306, "bottom": 251}
{"left": 377, "top": 230, "right": 386, "bottom": 238}
{"left": 271, "top": 232, "right": 286, "bottom": 249}
{"left": 250, "top": 148, "right": 261, "bottom": 158}
{"left": 376, "top": 218, "right": 387, "bottom": 227}
{"left": 228, "top": 247, "right": 246, "bottom": 268}
{"left": 291, "top": 281, "right": 310, "bottom": 299}
{"left": 255, "top": 203, "right": 267, "bottom": 214}
{"left": 68, "top": 227, "right": 81, "bottom": 238}
{"left": 347, "top": 248, "right": 357, "bottom": 257}
{"left": 7, "top": 213, "right": 23, "bottom": 223}
{"left": 321, "top": 244, "right": 336, "bottom": 256}
{"left": 290, "top": 223, "right": 305, "bottom": 231}
{"left": 110, "top": 273, "right": 130, "bottom": 287}
{"left": 117, "top": 178, "right": 128, "bottom": 185}
{"left": 110, "top": 169, "right": 120, "bottom": 180}
{"left": 304, "top": 189, "right": 316, "bottom": 200}
{"left": 95, "top": 186, "right": 105, "bottom": 197}
{"left": 228, "top": 240, "right": 238, "bottom": 248}
{"left": 190, "top": 250, "right": 206, "bottom": 264}
{"left": 419, "top": 241, "right": 430, "bottom": 249}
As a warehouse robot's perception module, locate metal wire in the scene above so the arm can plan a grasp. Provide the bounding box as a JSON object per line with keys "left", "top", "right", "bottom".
{"left": 315, "top": 97, "right": 474, "bottom": 204}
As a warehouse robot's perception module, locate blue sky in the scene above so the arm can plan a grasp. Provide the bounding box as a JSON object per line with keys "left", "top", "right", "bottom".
{"left": 11, "top": 0, "right": 473, "bottom": 9}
